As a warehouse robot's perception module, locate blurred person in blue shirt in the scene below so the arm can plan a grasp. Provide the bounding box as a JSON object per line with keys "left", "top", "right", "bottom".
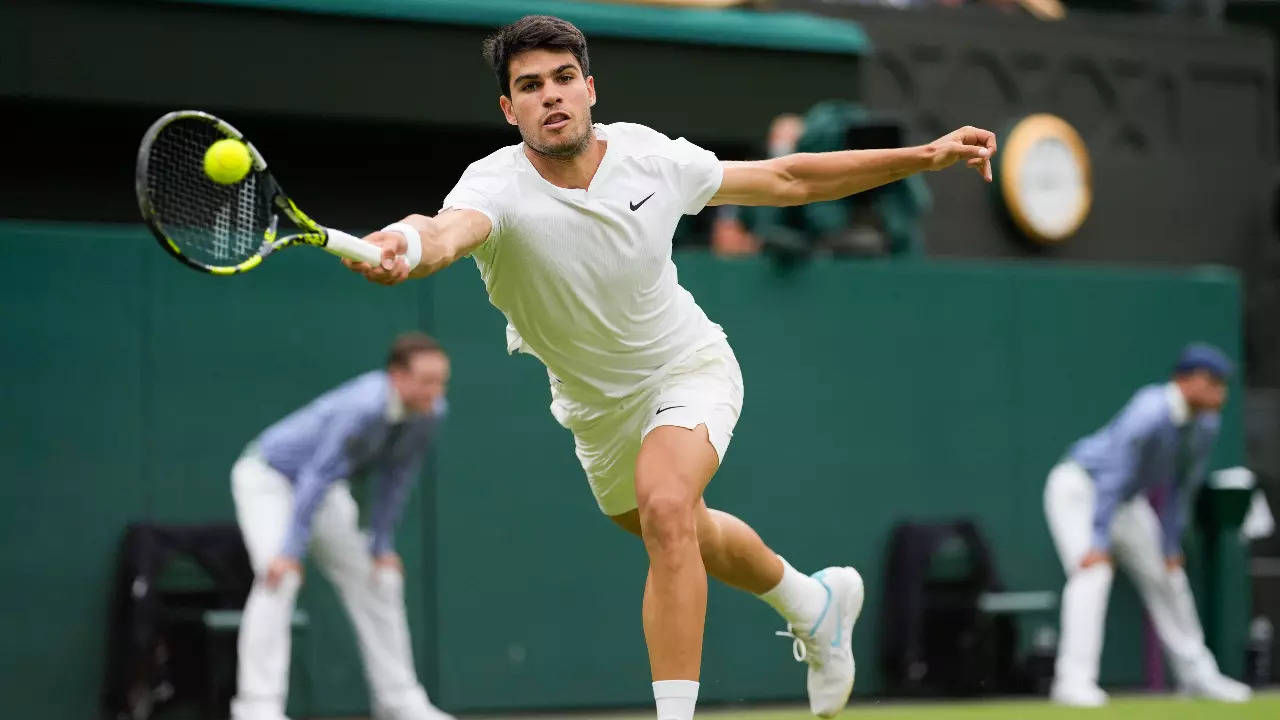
{"left": 1044, "top": 343, "right": 1251, "bottom": 706}
{"left": 230, "top": 332, "right": 453, "bottom": 720}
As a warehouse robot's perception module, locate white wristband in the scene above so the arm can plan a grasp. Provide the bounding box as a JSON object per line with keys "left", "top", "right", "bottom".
{"left": 381, "top": 221, "right": 422, "bottom": 269}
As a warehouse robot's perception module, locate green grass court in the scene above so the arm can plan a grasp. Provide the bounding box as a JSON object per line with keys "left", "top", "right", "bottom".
{"left": 482, "top": 692, "right": 1280, "bottom": 720}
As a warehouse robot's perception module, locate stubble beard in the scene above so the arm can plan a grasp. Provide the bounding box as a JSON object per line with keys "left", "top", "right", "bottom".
{"left": 523, "top": 113, "right": 594, "bottom": 160}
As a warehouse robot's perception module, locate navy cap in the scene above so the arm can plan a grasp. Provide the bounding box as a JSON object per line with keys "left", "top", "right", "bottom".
{"left": 1174, "top": 343, "right": 1233, "bottom": 380}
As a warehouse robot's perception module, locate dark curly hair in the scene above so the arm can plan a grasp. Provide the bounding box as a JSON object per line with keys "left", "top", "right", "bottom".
{"left": 483, "top": 15, "right": 590, "bottom": 97}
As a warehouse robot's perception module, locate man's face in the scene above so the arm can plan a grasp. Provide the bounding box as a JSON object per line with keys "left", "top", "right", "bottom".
{"left": 389, "top": 351, "right": 450, "bottom": 415}
{"left": 1185, "top": 370, "right": 1228, "bottom": 412}
{"left": 499, "top": 49, "right": 596, "bottom": 159}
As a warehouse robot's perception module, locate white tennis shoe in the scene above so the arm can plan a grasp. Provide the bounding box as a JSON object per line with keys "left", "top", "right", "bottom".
{"left": 776, "top": 566, "right": 865, "bottom": 718}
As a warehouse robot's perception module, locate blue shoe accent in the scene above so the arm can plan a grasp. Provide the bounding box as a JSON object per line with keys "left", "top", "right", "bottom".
{"left": 808, "top": 572, "right": 833, "bottom": 637}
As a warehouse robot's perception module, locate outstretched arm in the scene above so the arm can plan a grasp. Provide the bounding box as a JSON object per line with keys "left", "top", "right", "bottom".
{"left": 343, "top": 208, "right": 492, "bottom": 286}
{"left": 710, "top": 125, "right": 997, "bottom": 208}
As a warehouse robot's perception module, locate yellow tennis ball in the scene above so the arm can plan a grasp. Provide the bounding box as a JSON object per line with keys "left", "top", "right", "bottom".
{"left": 203, "top": 138, "right": 252, "bottom": 185}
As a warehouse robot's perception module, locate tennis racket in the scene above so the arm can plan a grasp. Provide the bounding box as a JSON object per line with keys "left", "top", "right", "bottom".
{"left": 136, "top": 110, "right": 384, "bottom": 275}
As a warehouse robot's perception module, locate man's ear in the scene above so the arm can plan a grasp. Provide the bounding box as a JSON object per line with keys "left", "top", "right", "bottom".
{"left": 499, "top": 94, "right": 517, "bottom": 126}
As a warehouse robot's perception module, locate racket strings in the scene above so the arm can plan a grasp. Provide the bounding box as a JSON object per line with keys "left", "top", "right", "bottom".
{"left": 144, "top": 119, "right": 272, "bottom": 267}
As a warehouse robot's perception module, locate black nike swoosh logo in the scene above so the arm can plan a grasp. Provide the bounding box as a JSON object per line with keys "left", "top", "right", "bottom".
{"left": 655, "top": 405, "right": 685, "bottom": 415}
{"left": 630, "top": 192, "right": 655, "bottom": 211}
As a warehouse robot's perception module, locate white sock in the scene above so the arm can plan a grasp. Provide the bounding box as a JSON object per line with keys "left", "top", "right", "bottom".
{"left": 653, "top": 680, "right": 699, "bottom": 720}
{"left": 756, "top": 557, "right": 828, "bottom": 628}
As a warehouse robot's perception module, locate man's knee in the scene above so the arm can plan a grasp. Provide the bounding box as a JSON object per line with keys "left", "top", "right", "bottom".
{"left": 633, "top": 426, "right": 715, "bottom": 556}
{"left": 614, "top": 505, "right": 727, "bottom": 566}
{"left": 637, "top": 489, "right": 697, "bottom": 555}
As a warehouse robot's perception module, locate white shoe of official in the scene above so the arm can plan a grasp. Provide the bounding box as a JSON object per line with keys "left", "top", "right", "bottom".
{"left": 376, "top": 705, "right": 456, "bottom": 720}
{"left": 373, "top": 687, "right": 457, "bottom": 720}
{"left": 1182, "top": 673, "right": 1252, "bottom": 703}
{"left": 1050, "top": 679, "right": 1109, "bottom": 707}
{"left": 777, "top": 566, "right": 864, "bottom": 718}
{"left": 229, "top": 697, "right": 291, "bottom": 720}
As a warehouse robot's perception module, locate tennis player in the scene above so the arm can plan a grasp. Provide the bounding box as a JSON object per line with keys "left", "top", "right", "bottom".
{"left": 230, "top": 332, "right": 453, "bottom": 720}
{"left": 344, "top": 15, "right": 996, "bottom": 720}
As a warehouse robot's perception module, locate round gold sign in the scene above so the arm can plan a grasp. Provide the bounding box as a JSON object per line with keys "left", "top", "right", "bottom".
{"left": 999, "top": 114, "right": 1092, "bottom": 244}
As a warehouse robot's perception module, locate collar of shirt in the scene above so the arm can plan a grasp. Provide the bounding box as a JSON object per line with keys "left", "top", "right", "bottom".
{"left": 1165, "top": 382, "right": 1191, "bottom": 427}
{"left": 517, "top": 124, "right": 615, "bottom": 194}
{"left": 386, "top": 383, "right": 406, "bottom": 423}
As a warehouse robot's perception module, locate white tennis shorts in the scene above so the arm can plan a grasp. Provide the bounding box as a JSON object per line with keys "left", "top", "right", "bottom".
{"left": 550, "top": 339, "right": 745, "bottom": 516}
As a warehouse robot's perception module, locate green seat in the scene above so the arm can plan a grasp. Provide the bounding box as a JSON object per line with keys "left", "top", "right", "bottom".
{"left": 202, "top": 608, "right": 310, "bottom": 632}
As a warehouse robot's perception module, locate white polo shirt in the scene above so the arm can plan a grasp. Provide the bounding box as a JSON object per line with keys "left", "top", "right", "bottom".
{"left": 440, "top": 122, "right": 727, "bottom": 403}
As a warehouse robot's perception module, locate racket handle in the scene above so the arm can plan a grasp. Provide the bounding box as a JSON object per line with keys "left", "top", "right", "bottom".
{"left": 323, "top": 227, "right": 385, "bottom": 265}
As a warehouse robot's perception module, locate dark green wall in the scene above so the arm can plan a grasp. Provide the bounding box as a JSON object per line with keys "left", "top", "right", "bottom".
{"left": 0, "top": 223, "right": 1243, "bottom": 717}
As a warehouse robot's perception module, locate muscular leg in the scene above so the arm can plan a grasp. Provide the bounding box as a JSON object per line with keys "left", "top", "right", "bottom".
{"left": 632, "top": 423, "right": 720, "bottom": 682}
{"left": 626, "top": 424, "right": 859, "bottom": 720}
{"left": 624, "top": 420, "right": 833, "bottom": 662}
{"left": 623, "top": 422, "right": 857, "bottom": 719}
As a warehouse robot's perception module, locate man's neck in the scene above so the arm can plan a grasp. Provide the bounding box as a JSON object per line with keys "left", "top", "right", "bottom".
{"left": 1170, "top": 380, "right": 1196, "bottom": 420}
{"left": 524, "top": 133, "right": 607, "bottom": 190}
{"left": 386, "top": 381, "right": 407, "bottom": 422}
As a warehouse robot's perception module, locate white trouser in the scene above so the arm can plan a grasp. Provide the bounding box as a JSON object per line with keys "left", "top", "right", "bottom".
{"left": 1043, "top": 461, "right": 1222, "bottom": 690}
{"left": 229, "top": 454, "right": 436, "bottom": 720}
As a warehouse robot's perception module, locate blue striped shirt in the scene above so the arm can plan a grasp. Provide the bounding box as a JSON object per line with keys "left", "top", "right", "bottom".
{"left": 1068, "top": 383, "right": 1218, "bottom": 557}
{"left": 255, "top": 370, "right": 443, "bottom": 559}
